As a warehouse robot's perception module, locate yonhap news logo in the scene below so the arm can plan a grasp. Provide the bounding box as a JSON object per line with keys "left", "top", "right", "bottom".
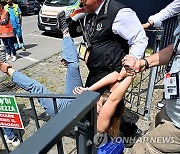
{"left": 109, "top": 136, "right": 175, "bottom": 144}
{"left": 93, "top": 133, "right": 175, "bottom": 147}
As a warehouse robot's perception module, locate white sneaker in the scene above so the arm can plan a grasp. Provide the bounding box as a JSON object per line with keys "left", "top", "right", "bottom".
{"left": 6, "top": 55, "right": 11, "bottom": 60}
{"left": 11, "top": 56, "right": 17, "bottom": 62}
{"left": 4, "top": 135, "right": 20, "bottom": 147}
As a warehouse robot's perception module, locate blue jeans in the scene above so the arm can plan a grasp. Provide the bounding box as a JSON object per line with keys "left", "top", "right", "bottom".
{"left": 2, "top": 37, "right": 16, "bottom": 56}
{"left": 3, "top": 37, "right": 83, "bottom": 139}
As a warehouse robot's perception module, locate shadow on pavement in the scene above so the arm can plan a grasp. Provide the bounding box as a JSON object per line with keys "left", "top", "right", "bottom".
{"left": 25, "top": 43, "right": 38, "bottom": 50}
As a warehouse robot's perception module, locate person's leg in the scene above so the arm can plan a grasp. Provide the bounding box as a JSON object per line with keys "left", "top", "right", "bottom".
{"left": 19, "top": 36, "right": 24, "bottom": 44}
{"left": 0, "top": 63, "right": 56, "bottom": 117}
{"left": 0, "top": 62, "right": 72, "bottom": 117}
{"left": 0, "top": 36, "right": 81, "bottom": 116}
{"left": 7, "top": 37, "right": 17, "bottom": 62}
{"left": 12, "top": 71, "right": 56, "bottom": 117}
{"left": 132, "top": 107, "right": 180, "bottom": 154}
{"left": 13, "top": 28, "right": 19, "bottom": 50}
{"left": 12, "top": 68, "right": 76, "bottom": 113}
{"left": 8, "top": 66, "right": 77, "bottom": 116}
{"left": 3, "top": 127, "right": 15, "bottom": 139}
{"left": 2, "top": 38, "right": 11, "bottom": 57}
{"left": 16, "top": 26, "right": 26, "bottom": 51}
{"left": 62, "top": 36, "right": 83, "bottom": 94}
{"left": 2, "top": 127, "right": 20, "bottom": 146}
{"left": 7, "top": 37, "right": 16, "bottom": 56}
{"left": 54, "top": 35, "right": 83, "bottom": 112}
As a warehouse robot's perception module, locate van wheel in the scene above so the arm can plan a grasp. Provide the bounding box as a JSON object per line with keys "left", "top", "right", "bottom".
{"left": 22, "top": 9, "right": 28, "bottom": 16}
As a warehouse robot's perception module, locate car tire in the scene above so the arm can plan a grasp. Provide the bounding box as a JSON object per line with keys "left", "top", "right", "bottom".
{"left": 22, "top": 8, "right": 28, "bottom": 16}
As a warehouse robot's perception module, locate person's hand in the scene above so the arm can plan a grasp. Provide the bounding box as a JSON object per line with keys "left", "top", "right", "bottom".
{"left": 122, "top": 55, "right": 136, "bottom": 69}
{"left": 117, "top": 69, "right": 127, "bottom": 81}
{"left": 133, "top": 59, "right": 146, "bottom": 73}
{"left": 73, "top": 86, "right": 88, "bottom": 94}
{"left": 142, "top": 20, "right": 154, "bottom": 29}
{"left": 122, "top": 55, "right": 136, "bottom": 76}
{"left": 0, "top": 62, "right": 12, "bottom": 74}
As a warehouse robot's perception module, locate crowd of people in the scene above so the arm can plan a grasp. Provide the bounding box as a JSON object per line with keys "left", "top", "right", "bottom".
{"left": 0, "top": 0, "right": 180, "bottom": 153}
{"left": 0, "top": 0, "right": 25, "bottom": 63}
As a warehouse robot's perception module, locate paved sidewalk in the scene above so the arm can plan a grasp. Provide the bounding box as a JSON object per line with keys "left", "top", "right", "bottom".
{"left": 0, "top": 53, "right": 163, "bottom": 153}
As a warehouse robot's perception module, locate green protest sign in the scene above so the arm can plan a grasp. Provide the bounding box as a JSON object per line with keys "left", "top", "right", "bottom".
{"left": 0, "top": 96, "right": 18, "bottom": 113}
{"left": 0, "top": 95, "right": 24, "bottom": 129}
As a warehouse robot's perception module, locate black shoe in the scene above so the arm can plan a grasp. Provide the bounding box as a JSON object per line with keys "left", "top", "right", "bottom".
{"left": 56, "top": 11, "right": 69, "bottom": 34}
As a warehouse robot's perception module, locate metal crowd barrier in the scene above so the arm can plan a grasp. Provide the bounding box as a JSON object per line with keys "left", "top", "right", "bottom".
{"left": 0, "top": 91, "right": 100, "bottom": 153}
{"left": 124, "top": 15, "right": 179, "bottom": 120}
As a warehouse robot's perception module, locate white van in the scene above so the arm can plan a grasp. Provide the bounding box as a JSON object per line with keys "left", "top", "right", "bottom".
{"left": 38, "top": 0, "right": 80, "bottom": 34}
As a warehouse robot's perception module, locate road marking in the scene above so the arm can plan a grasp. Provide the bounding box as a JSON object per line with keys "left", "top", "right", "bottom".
{"left": 18, "top": 54, "right": 39, "bottom": 62}
{"left": 25, "top": 33, "right": 81, "bottom": 45}
{"left": 26, "top": 33, "right": 61, "bottom": 40}
{"left": 23, "top": 20, "right": 37, "bottom": 24}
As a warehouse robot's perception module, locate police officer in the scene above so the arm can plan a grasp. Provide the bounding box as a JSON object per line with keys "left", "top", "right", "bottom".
{"left": 79, "top": 0, "right": 148, "bottom": 93}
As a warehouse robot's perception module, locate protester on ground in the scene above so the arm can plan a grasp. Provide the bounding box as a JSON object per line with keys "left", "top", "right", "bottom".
{"left": 123, "top": 23, "right": 180, "bottom": 154}
{"left": 5, "top": 0, "right": 26, "bottom": 54}
{"left": 0, "top": 1, "right": 16, "bottom": 62}
{"left": 143, "top": 0, "right": 180, "bottom": 29}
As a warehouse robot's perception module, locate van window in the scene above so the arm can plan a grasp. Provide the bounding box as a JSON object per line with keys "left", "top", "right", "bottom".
{"left": 44, "top": 0, "right": 77, "bottom": 6}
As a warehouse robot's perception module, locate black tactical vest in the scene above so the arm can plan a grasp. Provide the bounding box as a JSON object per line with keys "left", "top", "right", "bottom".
{"left": 84, "top": 0, "right": 129, "bottom": 75}
{"left": 83, "top": 0, "right": 130, "bottom": 91}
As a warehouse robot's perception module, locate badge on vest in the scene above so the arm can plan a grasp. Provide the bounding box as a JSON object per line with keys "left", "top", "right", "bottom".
{"left": 96, "top": 23, "right": 103, "bottom": 31}
{"left": 78, "top": 42, "right": 88, "bottom": 61}
{"left": 164, "top": 72, "right": 180, "bottom": 99}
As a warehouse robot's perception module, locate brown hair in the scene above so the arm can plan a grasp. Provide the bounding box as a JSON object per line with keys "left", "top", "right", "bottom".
{"left": 100, "top": 90, "right": 125, "bottom": 137}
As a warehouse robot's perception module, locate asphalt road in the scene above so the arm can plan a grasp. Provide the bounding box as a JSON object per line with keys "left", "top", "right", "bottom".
{"left": 7, "top": 14, "right": 82, "bottom": 71}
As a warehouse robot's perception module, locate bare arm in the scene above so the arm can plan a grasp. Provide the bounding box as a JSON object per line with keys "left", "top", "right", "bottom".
{"left": 123, "top": 44, "right": 174, "bottom": 72}
{"left": 73, "top": 71, "right": 120, "bottom": 94}
{"left": 145, "top": 44, "right": 173, "bottom": 68}
{"left": 88, "top": 71, "right": 119, "bottom": 91}
{"left": 97, "top": 75, "right": 134, "bottom": 133}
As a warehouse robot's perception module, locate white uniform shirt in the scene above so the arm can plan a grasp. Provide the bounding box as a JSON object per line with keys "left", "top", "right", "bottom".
{"left": 149, "top": 0, "right": 180, "bottom": 27}
{"left": 95, "top": 1, "right": 148, "bottom": 60}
